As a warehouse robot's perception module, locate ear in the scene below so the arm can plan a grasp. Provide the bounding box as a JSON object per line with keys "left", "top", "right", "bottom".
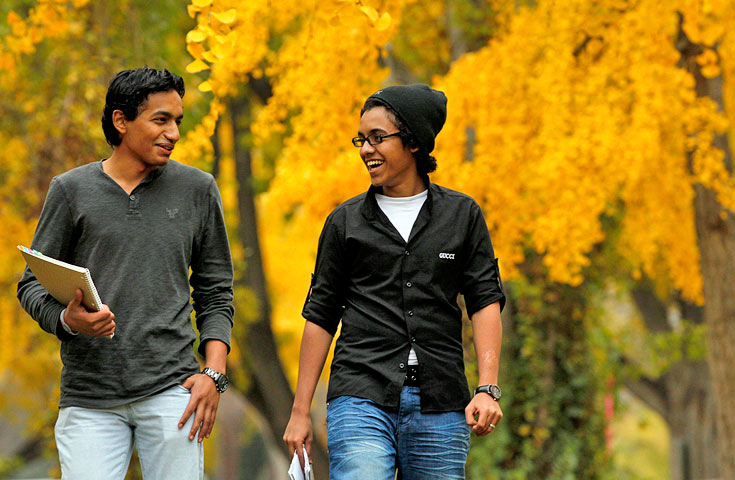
{"left": 112, "top": 110, "right": 127, "bottom": 136}
{"left": 409, "top": 146, "right": 420, "bottom": 153}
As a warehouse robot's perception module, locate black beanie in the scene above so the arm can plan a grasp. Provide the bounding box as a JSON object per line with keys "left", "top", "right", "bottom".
{"left": 365, "top": 84, "right": 447, "bottom": 154}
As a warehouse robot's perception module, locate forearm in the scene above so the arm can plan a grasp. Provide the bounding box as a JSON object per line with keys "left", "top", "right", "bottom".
{"left": 291, "top": 321, "right": 333, "bottom": 414}
{"left": 203, "top": 339, "right": 228, "bottom": 373}
{"left": 471, "top": 302, "right": 502, "bottom": 385}
{"left": 17, "top": 274, "right": 66, "bottom": 337}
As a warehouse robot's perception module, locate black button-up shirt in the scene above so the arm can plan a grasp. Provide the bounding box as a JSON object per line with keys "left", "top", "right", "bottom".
{"left": 303, "top": 182, "right": 505, "bottom": 412}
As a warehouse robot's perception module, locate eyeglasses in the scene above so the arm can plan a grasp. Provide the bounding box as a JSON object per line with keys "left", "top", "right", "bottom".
{"left": 351, "top": 132, "right": 402, "bottom": 147}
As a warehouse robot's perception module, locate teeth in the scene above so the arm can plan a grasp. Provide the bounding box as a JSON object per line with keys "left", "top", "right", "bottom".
{"left": 367, "top": 160, "right": 383, "bottom": 168}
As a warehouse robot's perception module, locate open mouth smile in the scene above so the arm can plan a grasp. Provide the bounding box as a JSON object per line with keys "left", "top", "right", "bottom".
{"left": 157, "top": 143, "right": 175, "bottom": 153}
{"left": 366, "top": 159, "right": 384, "bottom": 171}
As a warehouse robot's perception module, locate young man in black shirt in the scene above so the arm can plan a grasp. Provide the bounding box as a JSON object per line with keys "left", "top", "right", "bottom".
{"left": 284, "top": 84, "right": 505, "bottom": 479}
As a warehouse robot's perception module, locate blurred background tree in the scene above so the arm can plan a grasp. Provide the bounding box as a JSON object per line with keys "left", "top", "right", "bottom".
{"left": 2, "top": 0, "right": 734, "bottom": 479}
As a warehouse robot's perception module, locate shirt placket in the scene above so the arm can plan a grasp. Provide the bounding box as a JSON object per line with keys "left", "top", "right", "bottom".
{"left": 401, "top": 247, "right": 418, "bottom": 378}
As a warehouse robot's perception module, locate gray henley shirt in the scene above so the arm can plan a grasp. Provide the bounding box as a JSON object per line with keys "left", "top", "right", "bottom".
{"left": 17, "top": 159, "right": 235, "bottom": 408}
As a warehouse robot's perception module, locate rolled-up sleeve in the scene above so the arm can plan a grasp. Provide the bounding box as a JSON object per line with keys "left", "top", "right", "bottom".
{"left": 302, "top": 211, "right": 347, "bottom": 336}
{"left": 460, "top": 203, "right": 505, "bottom": 316}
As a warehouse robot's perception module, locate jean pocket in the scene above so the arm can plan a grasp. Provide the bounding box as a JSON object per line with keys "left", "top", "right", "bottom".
{"left": 175, "top": 385, "right": 191, "bottom": 394}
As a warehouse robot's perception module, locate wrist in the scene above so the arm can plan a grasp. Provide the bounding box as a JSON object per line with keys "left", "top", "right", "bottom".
{"left": 291, "top": 402, "right": 311, "bottom": 416}
{"left": 201, "top": 367, "right": 230, "bottom": 393}
{"left": 475, "top": 384, "right": 502, "bottom": 401}
{"left": 59, "top": 309, "right": 78, "bottom": 335}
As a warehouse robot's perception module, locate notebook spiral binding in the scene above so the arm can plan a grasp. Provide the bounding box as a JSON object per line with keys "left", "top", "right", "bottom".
{"left": 83, "top": 268, "right": 104, "bottom": 312}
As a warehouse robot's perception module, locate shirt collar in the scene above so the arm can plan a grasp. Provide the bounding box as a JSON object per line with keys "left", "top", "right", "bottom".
{"left": 361, "top": 175, "right": 434, "bottom": 221}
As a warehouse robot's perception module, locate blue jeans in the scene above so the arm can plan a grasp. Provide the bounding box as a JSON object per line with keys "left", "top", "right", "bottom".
{"left": 54, "top": 385, "right": 203, "bottom": 480}
{"left": 326, "top": 386, "right": 471, "bottom": 480}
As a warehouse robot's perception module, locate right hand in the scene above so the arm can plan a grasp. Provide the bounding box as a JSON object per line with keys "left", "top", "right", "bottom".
{"left": 64, "top": 289, "right": 116, "bottom": 337}
{"left": 283, "top": 409, "right": 313, "bottom": 470}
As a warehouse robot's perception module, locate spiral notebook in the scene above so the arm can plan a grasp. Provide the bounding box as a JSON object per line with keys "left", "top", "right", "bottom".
{"left": 18, "top": 245, "right": 104, "bottom": 312}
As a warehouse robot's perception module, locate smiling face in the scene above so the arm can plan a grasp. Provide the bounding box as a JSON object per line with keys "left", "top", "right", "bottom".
{"left": 113, "top": 89, "right": 183, "bottom": 170}
{"left": 358, "top": 106, "right": 423, "bottom": 197}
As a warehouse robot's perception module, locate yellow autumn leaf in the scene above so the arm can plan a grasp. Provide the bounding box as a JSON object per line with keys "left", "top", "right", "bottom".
{"left": 186, "top": 59, "right": 210, "bottom": 73}
{"left": 696, "top": 48, "right": 718, "bottom": 66}
{"left": 7, "top": 10, "right": 22, "bottom": 26}
{"left": 186, "top": 30, "right": 207, "bottom": 43}
{"left": 701, "top": 64, "right": 720, "bottom": 78}
{"left": 211, "top": 9, "right": 237, "bottom": 24}
{"left": 187, "top": 40, "right": 206, "bottom": 58}
{"left": 375, "top": 12, "right": 391, "bottom": 31}
{"left": 211, "top": 42, "right": 229, "bottom": 59}
{"left": 360, "top": 6, "right": 379, "bottom": 23}
{"left": 198, "top": 81, "right": 213, "bottom": 92}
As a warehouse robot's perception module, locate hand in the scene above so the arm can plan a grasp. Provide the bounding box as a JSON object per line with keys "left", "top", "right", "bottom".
{"left": 465, "top": 393, "right": 502, "bottom": 436}
{"left": 283, "top": 409, "right": 313, "bottom": 470}
{"left": 64, "top": 289, "right": 116, "bottom": 337}
{"left": 178, "top": 373, "right": 220, "bottom": 442}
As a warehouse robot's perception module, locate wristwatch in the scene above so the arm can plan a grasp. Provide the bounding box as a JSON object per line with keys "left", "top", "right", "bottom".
{"left": 201, "top": 367, "right": 230, "bottom": 393}
{"left": 475, "top": 384, "right": 502, "bottom": 401}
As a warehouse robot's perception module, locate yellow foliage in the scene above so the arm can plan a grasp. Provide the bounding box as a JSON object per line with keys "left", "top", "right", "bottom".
{"left": 432, "top": 0, "right": 734, "bottom": 303}
{"left": 176, "top": 0, "right": 735, "bottom": 390}
{"left": 0, "top": 0, "right": 86, "bottom": 79}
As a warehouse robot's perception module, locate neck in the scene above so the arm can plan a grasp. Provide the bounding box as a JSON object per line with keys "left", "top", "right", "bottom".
{"left": 381, "top": 176, "right": 427, "bottom": 198}
{"left": 103, "top": 150, "right": 160, "bottom": 194}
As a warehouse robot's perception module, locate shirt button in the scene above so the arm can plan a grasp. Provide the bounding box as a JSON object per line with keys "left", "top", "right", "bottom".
{"left": 406, "top": 281, "right": 412, "bottom": 288}
{"left": 407, "top": 310, "right": 414, "bottom": 317}
{"left": 411, "top": 337, "right": 416, "bottom": 342}
{"left": 404, "top": 250, "right": 410, "bottom": 256}
{"left": 399, "top": 363, "right": 405, "bottom": 369}
{"left": 129, "top": 194, "right": 136, "bottom": 200}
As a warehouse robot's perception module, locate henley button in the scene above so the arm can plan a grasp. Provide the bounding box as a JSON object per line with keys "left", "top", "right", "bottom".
{"left": 404, "top": 251, "right": 410, "bottom": 256}
{"left": 399, "top": 363, "right": 405, "bottom": 369}
{"left": 407, "top": 310, "right": 414, "bottom": 317}
{"left": 406, "top": 281, "right": 412, "bottom": 288}
{"left": 411, "top": 337, "right": 416, "bottom": 342}
{"left": 129, "top": 194, "right": 136, "bottom": 200}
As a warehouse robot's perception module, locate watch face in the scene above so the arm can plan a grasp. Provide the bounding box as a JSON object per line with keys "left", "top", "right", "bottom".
{"left": 490, "top": 385, "right": 501, "bottom": 400}
{"left": 217, "top": 374, "right": 229, "bottom": 392}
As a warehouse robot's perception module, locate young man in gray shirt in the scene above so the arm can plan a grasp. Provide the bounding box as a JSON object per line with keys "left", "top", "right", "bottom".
{"left": 17, "top": 67, "right": 234, "bottom": 479}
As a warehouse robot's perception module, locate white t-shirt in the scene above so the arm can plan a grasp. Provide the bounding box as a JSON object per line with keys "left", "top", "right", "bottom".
{"left": 375, "top": 189, "right": 428, "bottom": 365}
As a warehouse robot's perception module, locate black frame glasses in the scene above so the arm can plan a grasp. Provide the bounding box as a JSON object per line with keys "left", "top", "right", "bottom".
{"left": 352, "top": 132, "right": 402, "bottom": 147}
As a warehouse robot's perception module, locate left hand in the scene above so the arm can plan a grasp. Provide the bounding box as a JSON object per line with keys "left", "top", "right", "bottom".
{"left": 465, "top": 393, "right": 502, "bottom": 436}
{"left": 178, "top": 373, "right": 220, "bottom": 442}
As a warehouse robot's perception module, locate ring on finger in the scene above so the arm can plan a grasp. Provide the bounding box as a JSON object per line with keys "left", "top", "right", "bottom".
{"left": 489, "top": 423, "right": 495, "bottom": 429}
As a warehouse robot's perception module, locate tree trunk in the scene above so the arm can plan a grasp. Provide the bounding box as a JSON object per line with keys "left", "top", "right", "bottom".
{"left": 228, "top": 96, "right": 330, "bottom": 478}
{"left": 692, "top": 187, "right": 735, "bottom": 479}
{"left": 627, "top": 286, "right": 721, "bottom": 479}
{"left": 677, "top": 19, "right": 735, "bottom": 479}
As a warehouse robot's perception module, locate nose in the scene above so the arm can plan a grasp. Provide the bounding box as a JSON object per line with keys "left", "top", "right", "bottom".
{"left": 360, "top": 140, "right": 376, "bottom": 157}
{"left": 165, "top": 122, "right": 180, "bottom": 143}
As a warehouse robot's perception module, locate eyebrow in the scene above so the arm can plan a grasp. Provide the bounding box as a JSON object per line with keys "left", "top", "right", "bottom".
{"left": 152, "top": 110, "right": 184, "bottom": 120}
{"left": 357, "top": 128, "right": 387, "bottom": 136}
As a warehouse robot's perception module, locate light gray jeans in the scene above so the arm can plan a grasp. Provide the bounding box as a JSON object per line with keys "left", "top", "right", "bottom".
{"left": 55, "top": 385, "right": 203, "bottom": 480}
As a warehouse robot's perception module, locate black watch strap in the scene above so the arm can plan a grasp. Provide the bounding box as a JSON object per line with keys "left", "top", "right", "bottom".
{"left": 475, "top": 384, "right": 502, "bottom": 401}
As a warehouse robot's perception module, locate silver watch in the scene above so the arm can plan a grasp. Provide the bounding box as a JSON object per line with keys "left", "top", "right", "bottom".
{"left": 201, "top": 367, "right": 230, "bottom": 393}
